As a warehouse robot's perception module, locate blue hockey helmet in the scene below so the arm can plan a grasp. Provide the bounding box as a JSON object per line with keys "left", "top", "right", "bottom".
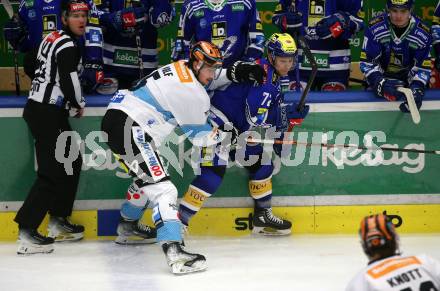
{"left": 267, "top": 33, "right": 297, "bottom": 60}
{"left": 386, "top": 0, "right": 414, "bottom": 10}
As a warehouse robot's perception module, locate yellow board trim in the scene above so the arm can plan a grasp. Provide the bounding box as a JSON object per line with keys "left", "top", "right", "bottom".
{"left": 0, "top": 211, "right": 98, "bottom": 241}
{"left": 1, "top": 205, "right": 439, "bottom": 240}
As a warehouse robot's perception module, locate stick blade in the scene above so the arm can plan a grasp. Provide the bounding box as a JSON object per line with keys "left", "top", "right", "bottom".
{"left": 398, "top": 87, "right": 421, "bottom": 124}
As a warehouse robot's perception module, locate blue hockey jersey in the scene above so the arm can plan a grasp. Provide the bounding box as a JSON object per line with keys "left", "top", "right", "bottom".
{"left": 210, "top": 59, "right": 282, "bottom": 132}
{"left": 17, "top": 0, "right": 103, "bottom": 64}
{"left": 274, "top": 0, "right": 363, "bottom": 77}
{"left": 172, "top": 0, "right": 264, "bottom": 67}
{"left": 97, "top": 0, "right": 174, "bottom": 77}
{"left": 360, "top": 13, "right": 432, "bottom": 88}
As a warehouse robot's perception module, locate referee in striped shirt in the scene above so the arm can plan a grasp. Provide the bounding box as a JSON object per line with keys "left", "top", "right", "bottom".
{"left": 15, "top": 0, "right": 90, "bottom": 255}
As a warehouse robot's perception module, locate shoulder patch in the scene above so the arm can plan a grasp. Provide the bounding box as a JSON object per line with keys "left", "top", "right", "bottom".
{"left": 46, "top": 31, "right": 62, "bottom": 43}
{"left": 369, "top": 16, "right": 385, "bottom": 27}
{"left": 173, "top": 61, "right": 193, "bottom": 83}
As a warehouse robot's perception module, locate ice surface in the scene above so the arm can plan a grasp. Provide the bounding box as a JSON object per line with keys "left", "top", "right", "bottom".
{"left": 0, "top": 234, "right": 439, "bottom": 291}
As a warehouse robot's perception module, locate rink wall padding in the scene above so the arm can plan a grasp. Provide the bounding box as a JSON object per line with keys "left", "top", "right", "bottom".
{"left": 1, "top": 205, "right": 440, "bottom": 240}
{"left": 1, "top": 90, "right": 440, "bottom": 240}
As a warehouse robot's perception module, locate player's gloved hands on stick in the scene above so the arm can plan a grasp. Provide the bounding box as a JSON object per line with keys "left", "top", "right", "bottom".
{"left": 315, "top": 12, "right": 350, "bottom": 39}
{"left": 209, "top": 110, "right": 238, "bottom": 146}
{"left": 399, "top": 82, "right": 424, "bottom": 113}
{"left": 272, "top": 11, "right": 302, "bottom": 34}
{"left": 285, "top": 102, "right": 310, "bottom": 130}
{"left": 107, "top": 7, "right": 146, "bottom": 36}
{"left": 226, "top": 61, "right": 266, "bottom": 86}
{"left": 3, "top": 16, "right": 26, "bottom": 49}
{"left": 81, "top": 62, "right": 104, "bottom": 93}
{"left": 374, "top": 78, "right": 406, "bottom": 101}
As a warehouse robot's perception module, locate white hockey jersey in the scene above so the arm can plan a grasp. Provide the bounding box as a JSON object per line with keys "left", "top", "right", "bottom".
{"left": 346, "top": 254, "right": 440, "bottom": 291}
{"left": 107, "top": 60, "right": 224, "bottom": 147}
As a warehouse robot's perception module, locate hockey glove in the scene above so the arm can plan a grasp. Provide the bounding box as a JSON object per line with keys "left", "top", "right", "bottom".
{"left": 315, "top": 12, "right": 350, "bottom": 39}
{"left": 218, "top": 123, "right": 238, "bottom": 147}
{"left": 374, "top": 78, "right": 406, "bottom": 101}
{"left": 149, "top": 0, "right": 175, "bottom": 28}
{"left": 209, "top": 110, "right": 238, "bottom": 147}
{"left": 285, "top": 102, "right": 310, "bottom": 131}
{"left": 226, "top": 61, "right": 266, "bottom": 86}
{"left": 81, "top": 62, "right": 104, "bottom": 93}
{"left": 3, "top": 16, "right": 26, "bottom": 49}
{"left": 272, "top": 11, "right": 302, "bottom": 34}
{"left": 106, "top": 7, "right": 146, "bottom": 36}
{"left": 399, "top": 82, "right": 424, "bottom": 113}
{"left": 276, "top": 102, "right": 310, "bottom": 133}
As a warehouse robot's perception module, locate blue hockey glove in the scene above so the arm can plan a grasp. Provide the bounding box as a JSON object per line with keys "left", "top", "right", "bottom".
{"left": 315, "top": 12, "right": 350, "bottom": 39}
{"left": 81, "top": 62, "right": 104, "bottom": 93}
{"left": 149, "top": 0, "right": 175, "bottom": 28}
{"left": 399, "top": 82, "right": 424, "bottom": 113}
{"left": 277, "top": 102, "right": 310, "bottom": 132}
{"left": 3, "top": 16, "right": 26, "bottom": 49}
{"left": 226, "top": 61, "right": 266, "bottom": 86}
{"left": 272, "top": 11, "right": 302, "bottom": 34}
{"left": 374, "top": 78, "right": 406, "bottom": 101}
{"left": 107, "top": 7, "right": 146, "bottom": 36}
{"left": 286, "top": 102, "right": 309, "bottom": 131}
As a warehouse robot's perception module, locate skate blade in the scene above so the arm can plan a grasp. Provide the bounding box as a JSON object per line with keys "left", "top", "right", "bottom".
{"left": 170, "top": 260, "right": 207, "bottom": 275}
{"left": 17, "top": 243, "right": 54, "bottom": 255}
{"left": 52, "top": 232, "right": 84, "bottom": 242}
{"left": 252, "top": 226, "right": 291, "bottom": 236}
{"left": 115, "top": 235, "right": 156, "bottom": 245}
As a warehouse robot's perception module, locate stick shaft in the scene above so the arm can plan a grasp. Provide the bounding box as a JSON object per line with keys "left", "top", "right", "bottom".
{"left": 248, "top": 137, "right": 440, "bottom": 155}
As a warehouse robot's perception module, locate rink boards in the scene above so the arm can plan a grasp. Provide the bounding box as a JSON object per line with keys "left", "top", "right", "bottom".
{"left": 1, "top": 204, "right": 440, "bottom": 240}
{"left": 0, "top": 91, "right": 440, "bottom": 239}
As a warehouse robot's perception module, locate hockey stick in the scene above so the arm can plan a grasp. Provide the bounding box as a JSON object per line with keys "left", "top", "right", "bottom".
{"left": 132, "top": 0, "right": 145, "bottom": 80}
{"left": 397, "top": 87, "right": 421, "bottom": 124}
{"left": 288, "top": 1, "right": 317, "bottom": 111}
{"left": 2, "top": 0, "right": 20, "bottom": 95}
{"left": 247, "top": 137, "right": 440, "bottom": 155}
{"left": 135, "top": 33, "right": 144, "bottom": 80}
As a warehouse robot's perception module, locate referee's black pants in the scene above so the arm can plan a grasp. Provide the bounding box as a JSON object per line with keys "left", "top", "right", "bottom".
{"left": 15, "top": 100, "right": 82, "bottom": 229}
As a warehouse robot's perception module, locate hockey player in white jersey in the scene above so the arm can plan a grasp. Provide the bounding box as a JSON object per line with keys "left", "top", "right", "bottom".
{"left": 101, "top": 41, "right": 264, "bottom": 274}
{"left": 346, "top": 214, "right": 440, "bottom": 291}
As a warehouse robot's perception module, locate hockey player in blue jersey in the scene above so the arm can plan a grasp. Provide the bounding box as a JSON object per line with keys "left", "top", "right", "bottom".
{"left": 178, "top": 33, "right": 309, "bottom": 236}
{"left": 171, "top": 0, "right": 265, "bottom": 67}
{"left": 272, "top": 0, "right": 364, "bottom": 91}
{"left": 3, "top": 0, "right": 105, "bottom": 93}
{"left": 97, "top": 0, "right": 174, "bottom": 89}
{"left": 360, "top": 0, "right": 432, "bottom": 113}
{"left": 433, "top": 1, "right": 440, "bottom": 72}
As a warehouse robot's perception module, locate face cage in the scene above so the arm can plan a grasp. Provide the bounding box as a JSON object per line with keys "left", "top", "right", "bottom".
{"left": 195, "top": 61, "right": 223, "bottom": 80}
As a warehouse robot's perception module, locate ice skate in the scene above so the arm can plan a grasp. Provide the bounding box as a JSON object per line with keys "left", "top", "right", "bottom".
{"left": 17, "top": 228, "right": 54, "bottom": 255}
{"left": 48, "top": 216, "right": 84, "bottom": 242}
{"left": 252, "top": 208, "right": 292, "bottom": 236}
{"left": 162, "top": 242, "right": 207, "bottom": 275}
{"left": 115, "top": 219, "right": 156, "bottom": 245}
